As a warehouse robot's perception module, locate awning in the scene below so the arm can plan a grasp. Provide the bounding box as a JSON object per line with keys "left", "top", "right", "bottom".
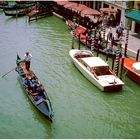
{"left": 125, "top": 10, "right": 140, "bottom": 23}
{"left": 100, "top": 8, "right": 116, "bottom": 13}
{"left": 71, "top": 4, "right": 88, "bottom": 12}
{"left": 56, "top": 1, "right": 70, "bottom": 6}
{"left": 81, "top": 8, "right": 101, "bottom": 16}
{"left": 64, "top": 2, "right": 77, "bottom": 8}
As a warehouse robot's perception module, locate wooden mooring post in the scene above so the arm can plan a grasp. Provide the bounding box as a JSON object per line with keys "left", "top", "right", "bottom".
{"left": 136, "top": 49, "right": 140, "bottom": 61}
{"left": 71, "top": 34, "right": 74, "bottom": 49}
{"left": 96, "top": 47, "right": 99, "bottom": 57}
{"left": 71, "top": 18, "right": 76, "bottom": 49}
{"left": 111, "top": 52, "right": 115, "bottom": 71}
{"left": 106, "top": 52, "right": 109, "bottom": 61}
{"left": 78, "top": 33, "right": 81, "bottom": 50}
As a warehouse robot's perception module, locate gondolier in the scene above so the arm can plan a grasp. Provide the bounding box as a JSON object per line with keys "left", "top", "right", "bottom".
{"left": 24, "top": 52, "right": 32, "bottom": 71}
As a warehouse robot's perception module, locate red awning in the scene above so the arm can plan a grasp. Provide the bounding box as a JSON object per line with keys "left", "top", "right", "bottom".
{"left": 56, "top": 1, "right": 69, "bottom": 6}
{"left": 71, "top": 4, "right": 88, "bottom": 12}
{"left": 100, "top": 8, "right": 116, "bottom": 13}
{"left": 64, "top": 2, "right": 77, "bottom": 8}
{"left": 81, "top": 8, "right": 101, "bottom": 16}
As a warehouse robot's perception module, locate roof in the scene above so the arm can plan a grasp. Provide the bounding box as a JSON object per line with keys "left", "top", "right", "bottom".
{"left": 81, "top": 57, "right": 108, "bottom": 68}
{"left": 56, "top": 1, "right": 69, "bottom": 6}
{"left": 64, "top": 2, "right": 76, "bottom": 8}
{"left": 72, "top": 4, "right": 87, "bottom": 12}
{"left": 125, "top": 10, "right": 140, "bottom": 23}
{"left": 81, "top": 8, "right": 101, "bottom": 16}
{"left": 100, "top": 8, "right": 116, "bottom": 13}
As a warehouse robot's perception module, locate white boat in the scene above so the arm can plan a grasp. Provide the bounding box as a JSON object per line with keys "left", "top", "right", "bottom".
{"left": 69, "top": 49, "right": 124, "bottom": 92}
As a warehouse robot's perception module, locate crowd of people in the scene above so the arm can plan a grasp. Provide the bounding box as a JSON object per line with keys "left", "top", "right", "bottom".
{"left": 107, "top": 21, "right": 124, "bottom": 47}
{"left": 23, "top": 75, "right": 45, "bottom": 101}
{"left": 76, "top": 19, "right": 124, "bottom": 50}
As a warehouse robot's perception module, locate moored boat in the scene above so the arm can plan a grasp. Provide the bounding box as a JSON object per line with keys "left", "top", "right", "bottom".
{"left": 4, "top": 8, "right": 33, "bottom": 17}
{"left": 0, "top": 1, "right": 8, "bottom": 6}
{"left": 120, "top": 58, "right": 140, "bottom": 85}
{"left": 3, "top": 2, "right": 36, "bottom": 17}
{"left": 16, "top": 55, "right": 53, "bottom": 122}
{"left": 69, "top": 49, "right": 124, "bottom": 92}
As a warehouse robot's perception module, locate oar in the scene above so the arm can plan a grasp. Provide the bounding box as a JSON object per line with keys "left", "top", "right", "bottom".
{"left": 0, "top": 67, "right": 16, "bottom": 79}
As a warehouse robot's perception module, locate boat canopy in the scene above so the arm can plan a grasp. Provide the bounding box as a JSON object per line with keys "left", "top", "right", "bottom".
{"left": 81, "top": 57, "right": 108, "bottom": 68}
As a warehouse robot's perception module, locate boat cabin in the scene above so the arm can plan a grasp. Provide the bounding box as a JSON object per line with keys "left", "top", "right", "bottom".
{"left": 74, "top": 51, "right": 93, "bottom": 59}
{"left": 80, "top": 57, "right": 112, "bottom": 76}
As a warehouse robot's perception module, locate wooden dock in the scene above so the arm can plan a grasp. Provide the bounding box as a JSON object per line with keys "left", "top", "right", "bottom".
{"left": 27, "top": 10, "right": 53, "bottom": 22}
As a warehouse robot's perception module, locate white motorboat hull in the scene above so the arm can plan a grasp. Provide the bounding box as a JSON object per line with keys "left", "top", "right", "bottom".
{"left": 69, "top": 49, "right": 124, "bottom": 92}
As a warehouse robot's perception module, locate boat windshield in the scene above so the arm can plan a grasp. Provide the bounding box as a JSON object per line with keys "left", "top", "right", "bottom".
{"left": 75, "top": 51, "right": 92, "bottom": 59}
{"left": 94, "top": 66, "right": 111, "bottom": 76}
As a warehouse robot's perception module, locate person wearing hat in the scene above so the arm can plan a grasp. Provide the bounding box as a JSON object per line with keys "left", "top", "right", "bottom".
{"left": 24, "top": 52, "right": 32, "bottom": 71}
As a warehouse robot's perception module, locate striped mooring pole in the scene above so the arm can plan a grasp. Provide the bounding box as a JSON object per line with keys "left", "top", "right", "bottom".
{"left": 103, "top": 25, "right": 106, "bottom": 40}
{"left": 120, "top": 50, "right": 125, "bottom": 80}
{"left": 124, "top": 27, "right": 129, "bottom": 57}
{"left": 114, "top": 43, "right": 122, "bottom": 76}
{"left": 91, "top": 35, "right": 95, "bottom": 54}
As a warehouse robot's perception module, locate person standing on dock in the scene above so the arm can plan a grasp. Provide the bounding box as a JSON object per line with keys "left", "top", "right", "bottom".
{"left": 24, "top": 52, "right": 32, "bottom": 71}
{"left": 107, "top": 26, "right": 113, "bottom": 41}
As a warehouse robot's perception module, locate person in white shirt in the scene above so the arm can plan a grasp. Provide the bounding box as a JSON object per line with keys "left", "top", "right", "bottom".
{"left": 107, "top": 26, "right": 113, "bottom": 40}
{"left": 113, "top": 32, "right": 119, "bottom": 41}
{"left": 24, "top": 52, "right": 32, "bottom": 71}
{"left": 111, "top": 32, "right": 119, "bottom": 47}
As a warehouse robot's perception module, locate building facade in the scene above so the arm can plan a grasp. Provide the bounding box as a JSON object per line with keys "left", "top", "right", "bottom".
{"left": 79, "top": 1, "right": 140, "bottom": 34}
{"left": 126, "top": 1, "right": 140, "bottom": 34}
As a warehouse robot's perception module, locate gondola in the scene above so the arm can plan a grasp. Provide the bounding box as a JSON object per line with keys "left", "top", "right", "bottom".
{"left": 15, "top": 55, "right": 53, "bottom": 122}
{"left": 3, "top": 2, "right": 36, "bottom": 17}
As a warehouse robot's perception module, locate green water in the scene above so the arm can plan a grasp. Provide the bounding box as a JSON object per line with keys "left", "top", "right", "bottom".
{"left": 0, "top": 12, "right": 140, "bottom": 139}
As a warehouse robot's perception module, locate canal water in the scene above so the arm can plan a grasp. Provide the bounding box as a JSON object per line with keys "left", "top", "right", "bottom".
{"left": 0, "top": 12, "right": 140, "bottom": 139}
